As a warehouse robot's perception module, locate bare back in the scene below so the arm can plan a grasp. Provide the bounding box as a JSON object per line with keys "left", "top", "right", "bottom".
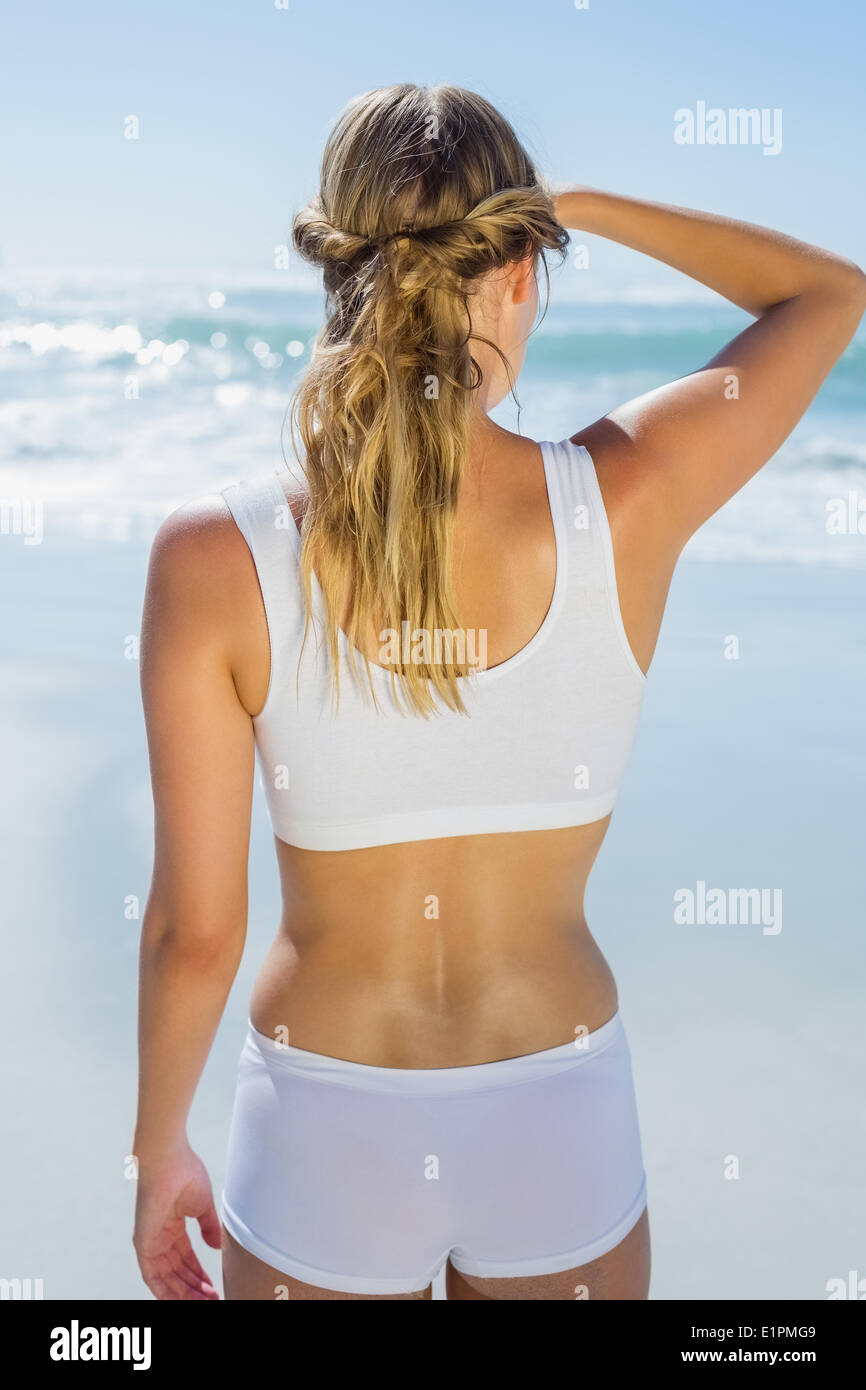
{"left": 226, "top": 422, "right": 670, "bottom": 1066}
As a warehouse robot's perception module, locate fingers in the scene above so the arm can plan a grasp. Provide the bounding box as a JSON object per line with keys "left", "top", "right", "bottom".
{"left": 143, "top": 1263, "right": 195, "bottom": 1301}
{"left": 140, "top": 1248, "right": 219, "bottom": 1301}
{"left": 147, "top": 1269, "right": 210, "bottom": 1301}
{"left": 177, "top": 1238, "right": 218, "bottom": 1295}
{"left": 196, "top": 1200, "right": 223, "bottom": 1250}
{"left": 166, "top": 1247, "right": 217, "bottom": 1300}
{"left": 171, "top": 1242, "right": 219, "bottom": 1300}
{"left": 146, "top": 1273, "right": 174, "bottom": 1301}
{"left": 181, "top": 1267, "right": 219, "bottom": 1300}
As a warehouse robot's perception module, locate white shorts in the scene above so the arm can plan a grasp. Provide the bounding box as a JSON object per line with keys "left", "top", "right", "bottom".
{"left": 220, "top": 1012, "right": 648, "bottom": 1295}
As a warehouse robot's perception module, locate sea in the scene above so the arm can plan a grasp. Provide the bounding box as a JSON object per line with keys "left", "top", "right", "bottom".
{"left": 2, "top": 266, "right": 865, "bottom": 566}
{"left": 1, "top": 266, "right": 864, "bottom": 1300}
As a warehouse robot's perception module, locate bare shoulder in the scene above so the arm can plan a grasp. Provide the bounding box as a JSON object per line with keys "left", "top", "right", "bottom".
{"left": 571, "top": 418, "right": 659, "bottom": 520}
{"left": 570, "top": 415, "right": 681, "bottom": 569}
{"left": 149, "top": 493, "right": 247, "bottom": 579}
{"left": 145, "top": 497, "right": 258, "bottom": 611}
{"left": 144, "top": 492, "right": 265, "bottom": 655}
{"left": 568, "top": 417, "right": 679, "bottom": 677}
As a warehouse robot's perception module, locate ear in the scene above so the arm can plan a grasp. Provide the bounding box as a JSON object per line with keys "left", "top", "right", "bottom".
{"left": 509, "top": 253, "right": 536, "bottom": 306}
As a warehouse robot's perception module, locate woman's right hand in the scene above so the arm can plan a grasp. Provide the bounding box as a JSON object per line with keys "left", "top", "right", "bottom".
{"left": 133, "top": 1142, "right": 221, "bottom": 1300}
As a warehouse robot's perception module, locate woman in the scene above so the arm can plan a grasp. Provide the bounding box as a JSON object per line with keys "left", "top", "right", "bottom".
{"left": 132, "top": 84, "right": 865, "bottom": 1301}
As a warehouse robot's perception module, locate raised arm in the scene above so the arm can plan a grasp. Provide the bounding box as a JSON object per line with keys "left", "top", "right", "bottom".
{"left": 556, "top": 187, "right": 866, "bottom": 552}
{"left": 133, "top": 498, "right": 261, "bottom": 1300}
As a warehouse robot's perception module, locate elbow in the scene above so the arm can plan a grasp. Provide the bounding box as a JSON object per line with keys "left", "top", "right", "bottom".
{"left": 850, "top": 264, "right": 866, "bottom": 308}
{"left": 829, "top": 258, "right": 866, "bottom": 307}
{"left": 798, "top": 259, "right": 866, "bottom": 333}
{"left": 141, "top": 908, "right": 245, "bottom": 970}
{"left": 835, "top": 263, "right": 866, "bottom": 338}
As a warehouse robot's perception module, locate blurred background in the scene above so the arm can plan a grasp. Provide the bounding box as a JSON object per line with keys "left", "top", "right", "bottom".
{"left": 1, "top": 0, "right": 864, "bottom": 1300}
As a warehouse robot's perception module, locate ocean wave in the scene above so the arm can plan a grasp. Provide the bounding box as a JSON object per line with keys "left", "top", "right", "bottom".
{"left": 2, "top": 277, "right": 864, "bottom": 567}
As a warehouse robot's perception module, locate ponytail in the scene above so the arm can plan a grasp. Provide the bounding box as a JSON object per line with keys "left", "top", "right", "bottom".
{"left": 289, "top": 85, "right": 568, "bottom": 715}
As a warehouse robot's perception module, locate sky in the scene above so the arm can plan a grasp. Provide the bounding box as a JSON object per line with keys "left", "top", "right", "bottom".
{"left": 3, "top": 0, "right": 865, "bottom": 295}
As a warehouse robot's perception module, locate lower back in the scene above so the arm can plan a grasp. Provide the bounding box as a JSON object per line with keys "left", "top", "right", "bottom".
{"left": 249, "top": 821, "right": 619, "bottom": 1066}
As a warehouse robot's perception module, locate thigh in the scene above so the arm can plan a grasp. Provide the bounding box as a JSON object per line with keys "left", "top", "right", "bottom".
{"left": 445, "top": 1207, "right": 650, "bottom": 1301}
{"left": 222, "top": 1227, "right": 432, "bottom": 1301}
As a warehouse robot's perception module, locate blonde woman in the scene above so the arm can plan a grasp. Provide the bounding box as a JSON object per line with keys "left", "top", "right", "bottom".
{"left": 132, "top": 85, "right": 865, "bottom": 1301}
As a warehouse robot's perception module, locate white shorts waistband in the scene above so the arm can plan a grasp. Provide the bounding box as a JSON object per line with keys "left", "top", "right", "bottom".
{"left": 241, "top": 1011, "right": 628, "bottom": 1096}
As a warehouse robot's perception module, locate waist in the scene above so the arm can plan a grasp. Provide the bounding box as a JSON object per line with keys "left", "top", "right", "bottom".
{"left": 250, "top": 923, "right": 618, "bottom": 1066}
{"left": 240, "top": 1009, "right": 628, "bottom": 1091}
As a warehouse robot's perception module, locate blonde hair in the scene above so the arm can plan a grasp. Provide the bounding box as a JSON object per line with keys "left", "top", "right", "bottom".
{"left": 290, "top": 84, "right": 568, "bottom": 715}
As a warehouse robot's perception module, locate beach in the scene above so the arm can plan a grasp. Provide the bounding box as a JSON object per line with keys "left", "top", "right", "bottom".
{"left": 1, "top": 272, "right": 864, "bottom": 1299}
{"left": 1, "top": 532, "right": 863, "bottom": 1299}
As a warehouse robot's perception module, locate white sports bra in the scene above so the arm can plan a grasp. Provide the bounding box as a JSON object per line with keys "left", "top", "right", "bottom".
{"left": 221, "top": 438, "right": 647, "bottom": 852}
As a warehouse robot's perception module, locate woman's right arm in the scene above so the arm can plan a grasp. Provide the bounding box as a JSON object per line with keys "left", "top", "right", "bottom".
{"left": 555, "top": 187, "right": 866, "bottom": 552}
{"left": 133, "top": 497, "right": 259, "bottom": 1300}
